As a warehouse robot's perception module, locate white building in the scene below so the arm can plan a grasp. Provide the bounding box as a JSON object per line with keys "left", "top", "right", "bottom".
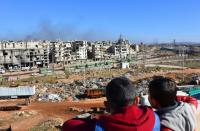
{"left": 72, "top": 41, "right": 87, "bottom": 60}
{"left": 111, "top": 35, "right": 131, "bottom": 60}
{"left": 121, "top": 62, "right": 130, "bottom": 69}
{"left": 92, "top": 42, "right": 104, "bottom": 60}
{"left": 135, "top": 44, "right": 140, "bottom": 52}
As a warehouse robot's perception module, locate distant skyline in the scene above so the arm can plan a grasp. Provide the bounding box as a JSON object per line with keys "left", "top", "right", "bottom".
{"left": 0, "top": 0, "right": 200, "bottom": 43}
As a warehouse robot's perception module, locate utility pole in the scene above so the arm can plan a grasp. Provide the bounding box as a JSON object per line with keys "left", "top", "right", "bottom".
{"left": 63, "top": 42, "right": 66, "bottom": 69}
{"left": 84, "top": 60, "right": 86, "bottom": 88}
{"left": 63, "top": 55, "right": 65, "bottom": 69}
{"left": 173, "top": 39, "right": 176, "bottom": 49}
{"left": 20, "top": 49, "right": 22, "bottom": 70}
{"left": 142, "top": 43, "right": 146, "bottom": 69}
{"left": 182, "top": 46, "right": 185, "bottom": 82}
{"left": 52, "top": 43, "right": 55, "bottom": 73}
{"left": 129, "top": 43, "right": 131, "bottom": 62}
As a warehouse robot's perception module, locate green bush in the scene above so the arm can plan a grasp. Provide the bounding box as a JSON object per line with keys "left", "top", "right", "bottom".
{"left": 85, "top": 64, "right": 88, "bottom": 68}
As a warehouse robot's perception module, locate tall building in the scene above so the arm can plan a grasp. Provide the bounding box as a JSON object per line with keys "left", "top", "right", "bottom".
{"left": 52, "top": 41, "right": 73, "bottom": 64}
{"left": 92, "top": 42, "right": 104, "bottom": 61}
{"left": 72, "top": 41, "right": 87, "bottom": 60}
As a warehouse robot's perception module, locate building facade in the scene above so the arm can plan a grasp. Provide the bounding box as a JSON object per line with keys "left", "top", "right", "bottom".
{"left": 110, "top": 35, "right": 131, "bottom": 60}
{"left": 0, "top": 36, "right": 139, "bottom": 69}
{"left": 0, "top": 40, "right": 50, "bottom": 69}
{"left": 72, "top": 41, "right": 87, "bottom": 60}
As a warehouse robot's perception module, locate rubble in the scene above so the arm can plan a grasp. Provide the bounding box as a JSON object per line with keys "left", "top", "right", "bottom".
{"left": 39, "top": 93, "right": 61, "bottom": 102}
{"left": 33, "top": 77, "right": 111, "bottom": 102}
{"left": 32, "top": 74, "right": 152, "bottom": 102}
{"left": 13, "top": 110, "right": 37, "bottom": 118}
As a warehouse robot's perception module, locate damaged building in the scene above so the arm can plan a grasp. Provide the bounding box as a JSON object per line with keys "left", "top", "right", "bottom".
{"left": 51, "top": 40, "right": 74, "bottom": 65}
{"left": 109, "top": 35, "right": 137, "bottom": 60}
{"left": 51, "top": 40, "right": 88, "bottom": 65}
{"left": 91, "top": 41, "right": 113, "bottom": 61}
{"left": 0, "top": 40, "right": 50, "bottom": 69}
{"left": 0, "top": 36, "right": 139, "bottom": 69}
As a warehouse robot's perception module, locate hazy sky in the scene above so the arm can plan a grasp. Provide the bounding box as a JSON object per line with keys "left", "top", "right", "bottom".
{"left": 0, "top": 0, "right": 199, "bottom": 42}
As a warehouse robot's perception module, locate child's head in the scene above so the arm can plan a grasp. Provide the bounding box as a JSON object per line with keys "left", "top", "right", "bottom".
{"left": 105, "top": 77, "right": 136, "bottom": 113}
{"left": 148, "top": 76, "right": 177, "bottom": 109}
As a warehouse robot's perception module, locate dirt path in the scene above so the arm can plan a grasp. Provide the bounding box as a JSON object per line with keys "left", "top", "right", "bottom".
{"left": 11, "top": 113, "right": 44, "bottom": 131}
{"left": 26, "top": 98, "right": 105, "bottom": 119}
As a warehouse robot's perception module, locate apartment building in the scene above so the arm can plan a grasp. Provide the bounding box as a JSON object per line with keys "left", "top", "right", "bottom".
{"left": 0, "top": 37, "right": 139, "bottom": 69}
{"left": 52, "top": 41, "right": 74, "bottom": 64}
{"left": 91, "top": 41, "right": 113, "bottom": 61}
{"left": 110, "top": 36, "right": 131, "bottom": 60}
{"left": 72, "top": 41, "right": 87, "bottom": 61}
{"left": 51, "top": 40, "right": 88, "bottom": 64}
{"left": 92, "top": 42, "right": 103, "bottom": 61}
{"left": 0, "top": 40, "right": 49, "bottom": 69}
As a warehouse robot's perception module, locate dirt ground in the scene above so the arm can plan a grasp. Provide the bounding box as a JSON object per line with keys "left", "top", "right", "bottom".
{"left": 0, "top": 98, "right": 105, "bottom": 131}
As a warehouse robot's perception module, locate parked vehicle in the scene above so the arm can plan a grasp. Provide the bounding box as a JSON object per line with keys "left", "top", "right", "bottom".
{"left": 0, "top": 67, "right": 5, "bottom": 74}
{"left": 8, "top": 65, "right": 20, "bottom": 72}
{"left": 84, "top": 89, "right": 105, "bottom": 98}
{"left": 21, "top": 66, "right": 30, "bottom": 71}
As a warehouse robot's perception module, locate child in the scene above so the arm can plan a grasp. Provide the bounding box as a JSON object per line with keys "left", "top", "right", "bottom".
{"left": 148, "top": 76, "right": 198, "bottom": 131}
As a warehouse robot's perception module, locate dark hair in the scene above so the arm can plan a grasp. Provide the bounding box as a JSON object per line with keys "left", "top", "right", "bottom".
{"left": 149, "top": 76, "right": 177, "bottom": 107}
{"left": 106, "top": 77, "right": 136, "bottom": 109}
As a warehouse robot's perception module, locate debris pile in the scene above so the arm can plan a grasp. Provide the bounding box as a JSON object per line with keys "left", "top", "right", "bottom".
{"left": 33, "top": 77, "right": 111, "bottom": 102}
{"left": 13, "top": 110, "right": 37, "bottom": 118}
{"left": 32, "top": 74, "right": 153, "bottom": 102}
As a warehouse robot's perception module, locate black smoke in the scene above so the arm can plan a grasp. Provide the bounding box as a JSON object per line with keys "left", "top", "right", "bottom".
{"left": 0, "top": 21, "right": 114, "bottom": 41}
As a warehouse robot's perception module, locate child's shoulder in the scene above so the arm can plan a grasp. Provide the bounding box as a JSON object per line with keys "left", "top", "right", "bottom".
{"left": 180, "top": 101, "right": 197, "bottom": 113}
{"left": 158, "top": 102, "right": 197, "bottom": 131}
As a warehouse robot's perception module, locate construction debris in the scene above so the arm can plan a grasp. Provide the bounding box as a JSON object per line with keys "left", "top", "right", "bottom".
{"left": 33, "top": 77, "right": 111, "bottom": 102}
{"left": 13, "top": 110, "right": 37, "bottom": 118}
{"left": 31, "top": 74, "right": 153, "bottom": 102}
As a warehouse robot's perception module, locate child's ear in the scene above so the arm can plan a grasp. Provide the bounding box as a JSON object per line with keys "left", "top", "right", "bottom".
{"left": 104, "top": 101, "right": 111, "bottom": 112}
{"left": 148, "top": 96, "right": 160, "bottom": 109}
{"left": 134, "top": 96, "right": 140, "bottom": 105}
